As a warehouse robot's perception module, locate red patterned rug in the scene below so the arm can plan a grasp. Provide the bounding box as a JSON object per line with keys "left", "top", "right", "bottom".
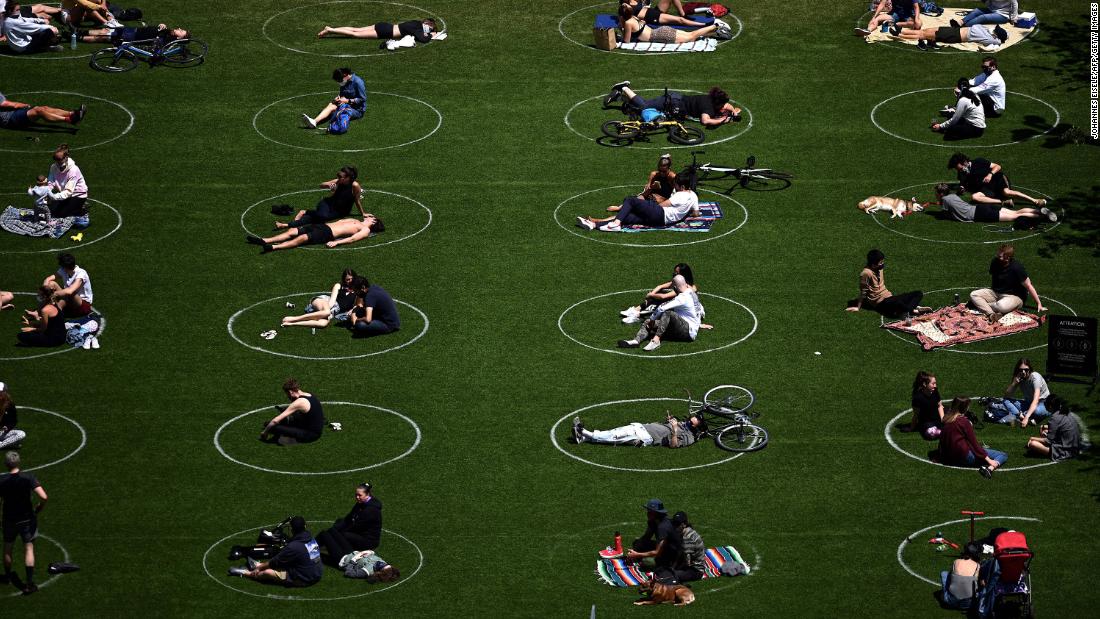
{"left": 883, "top": 304, "right": 1044, "bottom": 351}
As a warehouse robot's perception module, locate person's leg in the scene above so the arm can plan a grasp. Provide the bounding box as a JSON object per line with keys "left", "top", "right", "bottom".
{"left": 0, "top": 429, "right": 26, "bottom": 449}
{"left": 963, "top": 8, "right": 1009, "bottom": 27}
{"left": 342, "top": 531, "right": 373, "bottom": 550}
{"left": 2, "top": 540, "right": 12, "bottom": 579}
{"left": 1001, "top": 187, "right": 1046, "bottom": 206}
{"left": 26, "top": 106, "right": 74, "bottom": 124}
{"left": 969, "top": 289, "right": 998, "bottom": 315}
{"left": 633, "top": 319, "right": 656, "bottom": 343}
{"left": 48, "top": 196, "right": 86, "bottom": 218}
{"left": 317, "top": 527, "right": 355, "bottom": 557}
{"left": 677, "top": 24, "right": 717, "bottom": 42}
{"left": 352, "top": 319, "right": 394, "bottom": 337}
{"left": 943, "top": 121, "right": 984, "bottom": 141}
{"left": 991, "top": 294, "right": 1023, "bottom": 314}
{"left": 312, "top": 102, "right": 338, "bottom": 126}
{"left": 318, "top": 25, "right": 381, "bottom": 38}
{"left": 23, "top": 539, "right": 34, "bottom": 587}
{"left": 659, "top": 14, "right": 701, "bottom": 26}
{"left": 1026, "top": 437, "right": 1051, "bottom": 457}
{"left": 653, "top": 312, "right": 692, "bottom": 342}
{"left": 260, "top": 228, "right": 300, "bottom": 244}
{"left": 615, "top": 197, "right": 664, "bottom": 227}
{"left": 583, "top": 423, "right": 652, "bottom": 445}
{"left": 250, "top": 568, "right": 287, "bottom": 583}
{"left": 997, "top": 208, "right": 1042, "bottom": 222}
{"left": 269, "top": 423, "right": 319, "bottom": 443}
{"left": 985, "top": 448, "right": 1008, "bottom": 467}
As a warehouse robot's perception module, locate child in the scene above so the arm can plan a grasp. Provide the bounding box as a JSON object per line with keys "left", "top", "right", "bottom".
{"left": 27, "top": 175, "right": 57, "bottom": 209}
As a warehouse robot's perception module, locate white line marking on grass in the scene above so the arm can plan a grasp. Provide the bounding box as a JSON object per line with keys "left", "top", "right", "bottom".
{"left": 0, "top": 91, "right": 133, "bottom": 152}
{"left": 558, "top": 4, "right": 742, "bottom": 56}
{"left": 870, "top": 183, "right": 1058, "bottom": 245}
{"left": 884, "top": 406, "right": 1057, "bottom": 472}
{"left": 854, "top": 11, "right": 1036, "bottom": 55}
{"left": 262, "top": 1, "right": 446, "bottom": 58}
{"left": 564, "top": 89, "right": 752, "bottom": 149}
{"left": 203, "top": 522, "right": 423, "bottom": 599}
{"left": 0, "top": 196, "right": 122, "bottom": 255}
{"left": 551, "top": 398, "right": 747, "bottom": 472}
{"left": 214, "top": 402, "right": 420, "bottom": 475}
{"left": 227, "top": 292, "right": 428, "bottom": 360}
{"left": 897, "top": 516, "right": 1040, "bottom": 585}
{"left": 879, "top": 288, "right": 1075, "bottom": 354}
{"left": 252, "top": 91, "right": 442, "bottom": 152}
{"left": 553, "top": 185, "right": 748, "bottom": 248}
{"left": 2, "top": 534, "right": 70, "bottom": 597}
{"left": 239, "top": 189, "right": 431, "bottom": 250}
{"left": 558, "top": 290, "right": 757, "bottom": 358}
{"left": 0, "top": 293, "right": 106, "bottom": 361}
{"left": 870, "top": 89, "right": 1059, "bottom": 148}
{"left": 16, "top": 407, "right": 86, "bottom": 473}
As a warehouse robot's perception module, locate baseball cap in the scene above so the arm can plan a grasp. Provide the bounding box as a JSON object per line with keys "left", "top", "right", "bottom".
{"left": 642, "top": 498, "right": 667, "bottom": 514}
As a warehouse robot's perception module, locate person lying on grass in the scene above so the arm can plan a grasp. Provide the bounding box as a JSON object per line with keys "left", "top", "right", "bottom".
{"left": 936, "top": 397, "right": 1007, "bottom": 478}
{"left": 79, "top": 22, "right": 189, "bottom": 45}
{"left": 274, "top": 167, "right": 365, "bottom": 229}
{"left": 617, "top": 274, "right": 701, "bottom": 351}
{"left": 571, "top": 409, "right": 707, "bottom": 447}
{"left": 935, "top": 183, "right": 1055, "bottom": 225}
{"left": 948, "top": 153, "right": 1049, "bottom": 208}
{"left": 317, "top": 18, "right": 437, "bottom": 43}
{"left": 0, "top": 92, "right": 84, "bottom": 131}
{"left": 895, "top": 23, "right": 1008, "bottom": 51}
{"left": 577, "top": 186, "right": 699, "bottom": 232}
{"left": 604, "top": 81, "right": 741, "bottom": 127}
{"left": 280, "top": 268, "right": 359, "bottom": 330}
{"left": 622, "top": 0, "right": 711, "bottom": 29}
{"left": 247, "top": 215, "right": 383, "bottom": 253}
{"left": 617, "top": 4, "right": 731, "bottom": 44}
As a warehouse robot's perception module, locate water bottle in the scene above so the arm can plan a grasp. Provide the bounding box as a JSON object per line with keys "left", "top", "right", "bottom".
{"left": 953, "top": 293, "right": 960, "bottom": 306}
{"left": 70, "top": 32, "right": 77, "bottom": 50}
{"left": 905, "top": 312, "right": 912, "bottom": 326}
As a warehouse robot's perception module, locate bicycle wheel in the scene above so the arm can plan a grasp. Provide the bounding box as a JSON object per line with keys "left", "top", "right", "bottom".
{"left": 703, "top": 385, "right": 755, "bottom": 415}
{"left": 755, "top": 169, "right": 793, "bottom": 180}
{"left": 90, "top": 47, "right": 139, "bottom": 72}
{"left": 667, "top": 125, "right": 704, "bottom": 145}
{"left": 714, "top": 422, "right": 768, "bottom": 452}
{"left": 161, "top": 38, "right": 207, "bottom": 67}
{"left": 601, "top": 120, "right": 640, "bottom": 140}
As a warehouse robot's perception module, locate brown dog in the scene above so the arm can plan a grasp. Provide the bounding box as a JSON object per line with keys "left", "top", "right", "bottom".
{"left": 857, "top": 196, "right": 924, "bottom": 219}
{"left": 634, "top": 579, "right": 696, "bottom": 606}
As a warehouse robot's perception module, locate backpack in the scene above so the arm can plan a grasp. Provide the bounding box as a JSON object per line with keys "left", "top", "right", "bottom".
{"left": 919, "top": 1, "right": 943, "bottom": 17}
{"left": 327, "top": 104, "right": 353, "bottom": 135}
{"left": 641, "top": 108, "right": 665, "bottom": 123}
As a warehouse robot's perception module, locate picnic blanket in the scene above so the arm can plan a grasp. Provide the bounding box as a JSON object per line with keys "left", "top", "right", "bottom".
{"left": 0, "top": 205, "right": 74, "bottom": 239}
{"left": 862, "top": 8, "right": 1035, "bottom": 52}
{"left": 883, "top": 304, "right": 1042, "bottom": 350}
{"left": 620, "top": 201, "right": 723, "bottom": 233}
{"left": 596, "top": 545, "right": 751, "bottom": 587}
{"left": 595, "top": 13, "right": 720, "bottom": 53}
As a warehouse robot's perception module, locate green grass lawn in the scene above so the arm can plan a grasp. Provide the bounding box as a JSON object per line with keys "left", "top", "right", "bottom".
{"left": 2, "top": 0, "right": 1099, "bottom": 615}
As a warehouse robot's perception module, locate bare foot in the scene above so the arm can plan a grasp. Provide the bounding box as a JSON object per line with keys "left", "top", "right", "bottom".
{"left": 274, "top": 221, "right": 289, "bottom": 229}
{"left": 317, "top": 26, "right": 331, "bottom": 38}
{"left": 606, "top": 205, "right": 621, "bottom": 212}
{"left": 0, "top": 304, "right": 13, "bottom": 311}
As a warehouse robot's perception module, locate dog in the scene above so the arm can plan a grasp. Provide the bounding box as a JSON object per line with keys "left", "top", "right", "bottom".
{"left": 634, "top": 580, "right": 696, "bottom": 606}
{"left": 858, "top": 196, "right": 924, "bottom": 219}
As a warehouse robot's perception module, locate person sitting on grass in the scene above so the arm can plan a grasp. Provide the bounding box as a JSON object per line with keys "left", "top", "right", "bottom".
{"left": 618, "top": 274, "right": 700, "bottom": 351}
{"left": 623, "top": 0, "right": 709, "bottom": 28}
{"left": 317, "top": 18, "right": 437, "bottom": 43}
{"left": 934, "top": 184, "right": 1054, "bottom": 225}
{"left": 316, "top": 482, "right": 383, "bottom": 559}
{"left": 281, "top": 269, "right": 360, "bottom": 330}
{"left": 301, "top": 67, "right": 366, "bottom": 130}
{"left": 1024, "top": 394, "right": 1084, "bottom": 461}
{"left": 1, "top": 4, "right": 60, "bottom": 53}
{"left": 572, "top": 409, "right": 707, "bottom": 448}
{"left": 905, "top": 370, "right": 944, "bottom": 439}
{"left": 43, "top": 252, "right": 93, "bottom": 317}
{"left": 862, "top": 0, "right": 922, "bottom": 35}
{"left": 620, "top": 263, "right": 697, "bottom": 324}
{"left": 0, "top": 388, "right": 25, "bottom": 450}
{"left": 248, "top": 215, "right": 383, "bottom": 253}
{"left": 604, "top": 81, "right": 742, "bottom": 127}
{"left": 228, "top": 516, "right": 322, "bottom": 587}
{"left": 932, "top": 79, "right": 986, "bottom": 141}
{"left": 605, "top": 153, "right": 680, "bottom": 209}
{"left": 0, "top": 451, "right": 48, "bottom": 596}
{"left": 45, "top": 145, "right": 91, "bottom": 224}
{"left": 954, "top": 57, "right": 1005, "bottom": 118}
{"left": 948, "top": 153, "right": 1050, "bottom": 209}
{"left": 893, "top": 22, "right": 1009, "bottom": 51}
{"left": 16, "top": 286, "right": 65, "bottom": 348}
{"left": 984, "top": 358, "right": 1049, "bottom": 427}
{"left": 260, "top": 378, "right": 325, "bottom": 446}
{"left": 79, "top": 22, "right": 189, "bottom": 45}
{"left": 939, "top": 541, "right": 981, "bottom": 610}
{"left": 626, "top": 499, "right": 682, "bottom": 574}
{"left": 0, "top": 92, "right": 85, "bottom": 131}
{"left": 968, "top": 243, "right": 1045, "bottom": 323}
{"left": 617, "top": 4, "right": 730, "bottom": 44}
{"left": 669, "top": 511, "right": 706, "bottom": 583}
{"left": 350, "top": 278, "right": 400, "bottom": 339}
{"left": 60, "top": 0, "right": 118, "bottom": 29}
{"left": 956, "top": 0, "right": 1019, "bottom": 28}
{"left": 274, "top": 167, "right": 365, "bottom": 229}
{"left": 845, "top": 249, "right": 931, "bottom": 318}
{"left": 576, "top": 185, "right": 699, "bottom": 232}
{"left": 936, "top": 397, "right": 1007, "bottom": 478}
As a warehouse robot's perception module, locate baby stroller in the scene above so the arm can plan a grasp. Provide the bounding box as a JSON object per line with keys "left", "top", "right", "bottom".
{"left": 977, "top": 531, "right": 1034, "bottom": 618}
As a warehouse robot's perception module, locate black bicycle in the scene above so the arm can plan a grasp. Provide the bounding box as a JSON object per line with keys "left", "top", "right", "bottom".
{"left": 681, "top": 150, "right": 793, "bottom": 193}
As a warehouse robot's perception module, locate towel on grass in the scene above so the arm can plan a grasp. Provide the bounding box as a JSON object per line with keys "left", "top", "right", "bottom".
{"left": 595, "top": 545, "right": 750, "bottom": 587}
{"left": 883, "top": 304, "right": 1042, "bottom": 350}
{"left": 1, "top": 205, "right": 73, "bottom": 239}
{"left": 620, "top": 201, "right": 723, "bottom": 233}
{"left": 617, "top": 39, "right": 717, "bottom": 52}
{"left": 863, "top": 9, "right": 1035, "bottom": 52}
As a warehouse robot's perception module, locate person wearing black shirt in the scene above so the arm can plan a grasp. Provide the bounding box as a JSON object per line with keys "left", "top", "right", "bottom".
{"left": 606, "top": 82, "right": 742, "bottom": 127}
{"left": 351, "top": 279, "right": 401, "bottom": 338}
{"left": 260, "top": 378, "right": 325, "bottom": 445}
{"left": 0, "top": 389, "right": 25, "bottom": 449}
{"left": 627, "top": 499, "right": 682, "bottom": 575}
{"left": 969, "top": 244, "right": 1046, "bottom": 323}
{"left": 0, "top": 451, "right": 48, "bottom": 595}
{"left": 905, "top": 371, "right": 944, "bottom": 439}
{"left": 229, "top": 516, "right": 322, "bottom": 587}
{"left": 947, "top": 153, "right": 1050, "bottom": 208}
{"left": 274, "top": 167, "right": 366, "bottom": 230}
{"left": 317, "top": 18, "right": 438, "bottom": 43}
{"left": 316, "top": 483, "right": 383, "bottom": 560}
{"left": 80, "top": 23, "right": 190, "bottom": 45}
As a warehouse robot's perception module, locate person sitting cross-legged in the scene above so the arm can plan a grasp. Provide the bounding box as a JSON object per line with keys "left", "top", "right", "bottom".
{"left": 618, "top": 274, "right": 701, "bottom": 351}
{"left": 228, "top": 516, "right": 322, "bottom": 588}
{"left": 260, "top": 378, "right": 325, "bottom": 446}
{"left": 1024, "top": 394, "right": 1084, "bottom": 461}
{"left": 349, "top": 278, "right": 400, "bottom": 338}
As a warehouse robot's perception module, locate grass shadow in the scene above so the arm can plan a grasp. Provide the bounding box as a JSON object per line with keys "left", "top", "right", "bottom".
{"left": 1037, "top": 186, "right": 1100, "bottom": 258}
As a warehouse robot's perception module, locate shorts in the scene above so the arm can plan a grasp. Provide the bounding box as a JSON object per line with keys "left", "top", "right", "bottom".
{"left": 0, "top": 108, "right": 31, "bottom": 129}
{"left": 2, "top": 518, "right": 37, "bottom": 544}
{"left": 65, "top": 299, "right": 93, "bottom": 317}
{"left": 973, "top": 202, "right": 1000, "bottom": 223}
{"left": 373, "top": 22, "right": 395, "bottom": 39}
{"left": 935, "top": 26, "right": 963, "bottom": 44}
{"left": 650, "top": 26, "right": 677, "bottom": 44}
{"left": 272, "top": 569, "right": 288, "bottom": 581}
{"left": 300, "top": 224, "right": 335, "bottom": 246}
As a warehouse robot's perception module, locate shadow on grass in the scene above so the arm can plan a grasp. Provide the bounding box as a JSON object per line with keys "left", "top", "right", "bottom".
{"left": 1037, "top": 186, "right": 1100, "bottom": 258}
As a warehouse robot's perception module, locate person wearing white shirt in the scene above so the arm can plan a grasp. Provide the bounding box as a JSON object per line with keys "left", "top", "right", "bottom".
{"left": 43, "top": 252, "right": 93, "bottom": 316}
{"left": 933, "top": 78, "right": 986, "bottom": 141}
{"left": 577, "top": 189, "right": 700, "bottom": 231}
{"left": 618, "top": 275, "right": 700, "bottom": 351}
{"left": 1, "top": 4, "right": 59, "bottom": 53}
{"left": 963, "top": 57, "right": 1006, "bottom": 117}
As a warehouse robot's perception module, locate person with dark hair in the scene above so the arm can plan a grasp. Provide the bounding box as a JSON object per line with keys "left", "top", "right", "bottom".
{"left": 79, "top": 22, "right": 190, "bottom": 44}
{"left": 43, "top": 251, "right": 93, "bottom": 317}
{"left": 629, "top": 153, "right": 681, "bottom": 202}
{"left": 228, "top": 516, "right": 322, "bottom": 587}
{"left": 316, "top": 483, "right": 383, "bottom": 559}
{"left": 350, "top": 278, "right": 400, "bottom": 338}
{"left": 248, "top": 215, "right": 383, "bottom": 253}
{"left": 1025, "top": 394, "right": 1083, "bottom": 461}
{"left": 985, "top": 358, "right": 1050, "bottom": 426}
{"left": 0, "top": 451, "right": 48, "bottom": 595}
{"left": 275, "top": 167, "right": 365, "bottom": 229}
{"left": 576, "top": 185, "right": 700, "bottom": 232}
{"left": 931, "top": 78, "right": 986, "bottom": 141}
{"left": 905, "top": 371, "right": 944, "bottom": 439}
{"left": 622, "top": 0, "right": 712, "bottom": 28}
{"left": 572, "top": 410, "right": 707, "bottom": 448}
{"left": 845, "top": 249, "right": 930, "bottom": 318}
{"left": 619, "top": 274, "right": 701, "bottom": 351}
{"left": 16, "top": 286, "right": 66, "bottom": 348}
{"left": 934, "top": 184, "right": 1054, "bottom": 224}
{"left": 605, "top": 82, "right": 741, "bottom": 127}
{"left": 668, "top": 511, "right": 705, "bottom": 583}
{"left": 625, "top": 499, "right": 682, "bottom": 573}
{"left": 616, "top": 4, "right": 730, "bottom": 44}
{"left": 957, "top": 0, "right": 1018, "bottom": 27}
{"left": 0, "top": 92, "right": 84, "bottom": 131}
{"left": 937, "top": 397, "right": 1008, "bottom": 478}
{"left": 957, "top": 57, "right": 1005, "bottom": 117}
{"left": 281, "top": 269, "right": 360, "bottom": 330}
{"left": 1, "top": 3, "right": 60, "bottom": 53}
{"left": 939, "top": 541, "right": 981, "bottom": 610}
{"left": 302, "top": 67, "right": 366, "bottom": 130}
{"left": 969, "top": 244, "right": 1045, "bottom": 323}
{"left": 862, "top": 0, "right": 922, "bottom": 34}
{"left": 947, "top": 153, "right": 1049, "bottom": 208}
{"left": 45, "top": 144, "right": 90, "bottom": 223}
{"left": 317, "top": 17, "right": 438, "bottom": 42}
{"left": 893, "top": 23, "right": 1009, "bottom": 50}
{"left": 620, "top": 263, "right": 698, "bottom": 324}
{"left": 0, "top": 389, "right": 25, "bottom": 449}
{"left": 260, "top": 379, "right": 325, "bottom": 445}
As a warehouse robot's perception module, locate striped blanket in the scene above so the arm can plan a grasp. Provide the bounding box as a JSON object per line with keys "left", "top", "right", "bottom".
{"left": 595, "top": 545, "right": 750, "bottom": 587}
{"left": 620, "top": 201, "right": 723, "bottom": 233}
{"left": 883, "top": 304, "right": 1042, "bottom": 350}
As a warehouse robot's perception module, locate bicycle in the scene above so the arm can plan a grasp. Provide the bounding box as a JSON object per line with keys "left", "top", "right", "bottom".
{"left": 687, "top": 385, "right": 769, "bottom": 452}
{"left": 600, "top": 92, "right": 705, "bottom": 146}
{"left": 90, "top": 37, "right": 208, "bottom": 72}
{"left": 681, "top": 150, "right": 793, "bottom": 193}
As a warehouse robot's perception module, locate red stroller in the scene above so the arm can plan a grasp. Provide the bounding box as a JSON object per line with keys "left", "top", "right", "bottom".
{"left": 978, "top": 531, "right": 1034, "bottom": 618}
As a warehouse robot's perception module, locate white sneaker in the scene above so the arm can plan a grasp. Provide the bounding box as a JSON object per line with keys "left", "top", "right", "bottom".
{"left": 82, "top": 336, "right": 92, "bottom": 350}
{"left": 105, "top": 19, "right": 123, "bottom": 28}
{"left": 714, "top": 18, "right": 730, "bottom": 31}
{"left": 622, "top": 315, "right": 640, "bottom": 324}
{"left": 620, "top": 306, "right": 640, "bottom": 317}
{"left": 90, "top": 336, "right": 100, "bottom": 349}
{"left": 643, "top": 339, "right": 661, "bottom": 351}
{"left": 575, "top": 216, "right": 595, "bottom": 230}
{"left": 301, "top": 114, "right": 317, "bottom": 129}
{"left": 603, "top": 220, "right": 621, "bottom": 231}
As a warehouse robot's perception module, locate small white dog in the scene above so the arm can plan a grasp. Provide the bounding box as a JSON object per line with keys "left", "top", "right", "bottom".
{"left": 858, "top": 196, "right": 924, "bottom": 219}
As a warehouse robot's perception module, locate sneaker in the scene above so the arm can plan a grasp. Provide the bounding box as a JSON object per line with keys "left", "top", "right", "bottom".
{"left": 617, "top": 339, "right": 640, "bottom": 348}
{"left": 1041, "top": 207, "right": 1057, "bottom": 222}
{"left": 713, "top": 18, "right": 730, "bottom": 31}
{"left": 60, "top": 9, "right": 70, "bottom": 25}
{"left": 853, "top": 27, "right": 872, "bottom": 37}
{"left": 572, "top": 417, "right": 585, "bottom": 444}
{"left": 71, "top": 103, "right": 86, "bottom": 124}
{"left": 979, "top": 466, "right": 993, "bottom": 479}
{"left": 1035, "top": 198, "right": 1048, "bottom": 207}
{"left": 261, "top": 243, "right": 274, "bottom": 254}
{"left": 21, "top": 582, "right": 37, "bottom": 595}
{"left": 90, "top": 336, "right": 100, "bottom": 349}
{"left": 301, "top": 114, "right": 317, "bottom": 129}
{"left": 575, "top": 216, "right": 595, "bottom": 230}
{"left": 0, "top": 573, "right": 8, "bottom": 584}
{"left": 260, "top": 330, "right": 277, "bottom": 340}
{"left": 643, "top": 339, "right": 661, "bottom": 351}
{"left": 610, "top": 80, "right": 630, "bottom": 91}
{"left": 82, "top": 336, "right": 92, "bottom": 350}
{"left": 277, "top": 435, "right": 299, "bottom": 446}
{"left": 715, "top": 27, "right": 733, "bottom": 41}
{"left": 47, "top": 45, "right": 64, "bottom": 52}
{"left": 603, "top": 220, "right": 621, "bottom": 231}
{"left": 917, "top": 40, "right": 927, "bottom": 50}
{"left": 622, "top": 315, "right": 640, "bottom": 324}
{"left": 926, "top": 41, "right": 940, "bottom": 50}
{"left": 246, "top": 234, "right": 263, "bottom": 245}
{"left": 246, "top": 556, "right": 261, "bottom": 571}
{"left": 227, "top": 566, "right": 249, "bottom": 577}
{"left": 889, "top": 25, "right": 901, "bottom": 36}
{"left": 105, "top": 19, "right": 123, "bottom": 29}
{"left": 950, "top": 19, "right": 961, "bottom": 28}
{"left": 620, "top": 306, "right": 640, "bottom": 317}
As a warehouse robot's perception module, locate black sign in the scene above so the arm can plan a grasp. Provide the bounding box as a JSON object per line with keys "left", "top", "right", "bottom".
{"left": 1046, "top": 315, "right": 1097, "bottom": 377}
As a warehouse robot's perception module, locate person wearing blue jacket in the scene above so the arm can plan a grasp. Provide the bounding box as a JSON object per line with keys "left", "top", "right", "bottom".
{"left": 302, "top": 67, "right": 367, "bottom": 130}
{"left": 229, "top": 516, "right": 323, "bottom": 587}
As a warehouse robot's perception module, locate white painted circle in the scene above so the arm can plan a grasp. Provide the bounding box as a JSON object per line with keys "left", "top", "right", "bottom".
{"left": 262, "top": 1, "right": 446, "bottom": 58}
{"left": 202, "top": 522, "right": 423, "bottom": 600}
{"left": 879, "top": 288, "right": 1075, "bottom": 354}
{"left": 869, "top": 183, "right": 1058, "bottom": 245}
{"left": 227, "top": 292, "right": 428, "bottom": 360}
{"left": 214, "top": 401, "right": 421, "bottom": 475}
{"left": 854, "top": 11, "right": 1037, "bottom": 55}
{"left": 12, "top": 406, "right": 87, "bottom": 473}
{"left": 558, "top": 289, "right": 758, "bottom": 358}
{"left": 553, "top": 185, "right": 748, "bottom": 247}
{"left": 870, "top": 88, "right": 1059, "bottom": 148}
{"left": 558, "top": 4, "right": 742, "bottom": 56}
{"left": 239, "top": 188, "right": 432, "bottom": 251}
{"left": 0, "top": 195, "right": 122, "bottom": 255}
{"left": 0, "top": 292, "right": 107, "bottom": 361}
{"left": 550, "top": 398, "right": 747, "bottom": 472}
{"left": 897, "top": 516, "right": 1040, "bottom": 585}
{"left": 252, "top": 91, "right": 442, "bottom": 152}
{"left": 0, "top": 91, "right": 134, "bottom": 152}
{"left": 564, "top": 89, "right": 753, "bottom": 149}
{"left": 2, "top": 534, "right": 70, "bottom": 597}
